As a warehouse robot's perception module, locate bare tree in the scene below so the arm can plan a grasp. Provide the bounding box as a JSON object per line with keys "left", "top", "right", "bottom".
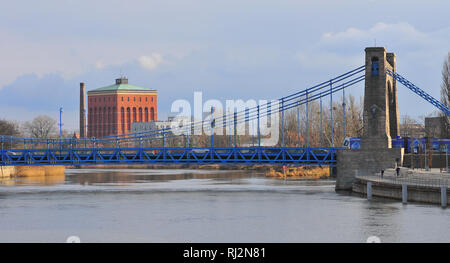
{"left": 400, "top": 114, "right": 421, "bottom": 137}
{"left": 24, "top": 115, "right": 57, "bottom": 138}
{"left": 440, "top": 52, "right": 450, "bottom": 137}
{"left": 0, "top": 119, "right": 21, "bottom": 149}
{"left": 346, "top": 95, "right": 364, "bottom": 138}
{"left": 0, "top": 119, "right": 20, "bottom": 136}
{"left": 278, "top": 94, "right": 363, "bottom": 148}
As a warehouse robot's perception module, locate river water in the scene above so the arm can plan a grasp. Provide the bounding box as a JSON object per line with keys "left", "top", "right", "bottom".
{"left": 1, "top": 168, "right": 450, "bottom": 243}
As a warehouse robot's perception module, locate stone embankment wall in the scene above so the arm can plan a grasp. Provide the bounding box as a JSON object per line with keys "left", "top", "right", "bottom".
{"left": 353, "top": 177, "right": 450, "bottom": 205}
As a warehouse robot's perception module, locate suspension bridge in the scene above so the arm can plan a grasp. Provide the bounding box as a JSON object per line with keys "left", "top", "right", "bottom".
{"left": 1, "top": 47, "right": 449, "bottom": 170}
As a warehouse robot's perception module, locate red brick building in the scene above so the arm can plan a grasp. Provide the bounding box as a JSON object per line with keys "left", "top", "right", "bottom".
{"left": 87, "top": 77, "right": 157, "bottom": 137}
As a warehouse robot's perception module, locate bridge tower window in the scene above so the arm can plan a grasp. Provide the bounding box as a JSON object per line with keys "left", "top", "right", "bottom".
{"left": 371, "top": 57, "right": 379, "bottom": 76}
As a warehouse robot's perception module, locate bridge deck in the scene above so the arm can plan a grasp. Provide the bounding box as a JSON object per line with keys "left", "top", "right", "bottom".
{"left": 0, "top": 147, "right": 340, "bottom": 166}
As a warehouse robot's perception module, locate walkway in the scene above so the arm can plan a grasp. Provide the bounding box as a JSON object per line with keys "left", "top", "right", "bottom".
{"left": 356, "top": 168, "right": 450, "bottom": 188}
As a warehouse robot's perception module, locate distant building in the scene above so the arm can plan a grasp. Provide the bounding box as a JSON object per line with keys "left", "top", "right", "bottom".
{"left": 131, "top": 116, "right": 191, "bottom": 134}
{"left": 425, "top": 116, "right": 445, "bottom": 138}
{"left": 87, "top": 77, "right": 157, "bottom": 137}
{"left": 72, "top": 132, "right": 80, "bottom": 139}
{"left": 400, "top": 123, "right": 425, "bottom": 138}
{"left": 131, "top": 121, "right": 158, "bottom": 133}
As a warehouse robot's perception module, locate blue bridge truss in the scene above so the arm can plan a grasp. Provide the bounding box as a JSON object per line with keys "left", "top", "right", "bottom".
{"left": 0, "top": 147, "right": 339, "bottom": 166}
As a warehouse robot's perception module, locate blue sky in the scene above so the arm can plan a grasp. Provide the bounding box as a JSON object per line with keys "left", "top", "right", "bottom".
{"left": 0, "top": 0, "right": 449, "bottom": 131}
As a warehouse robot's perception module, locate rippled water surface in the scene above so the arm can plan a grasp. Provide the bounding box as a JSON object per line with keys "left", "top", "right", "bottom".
{"left": 1, "top": 168, "right": 450, "bottom": 242}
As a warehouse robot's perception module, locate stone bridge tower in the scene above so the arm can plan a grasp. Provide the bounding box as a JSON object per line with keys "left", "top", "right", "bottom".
{"left": 362, "top": 47, "right": 400, "bottom": 149}
{"left": 336, "top": 47, "right": 403, "bottom": 191}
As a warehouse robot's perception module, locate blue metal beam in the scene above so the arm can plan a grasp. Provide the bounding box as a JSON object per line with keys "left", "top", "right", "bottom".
{"left": 387, "top": 69, "right": 450, "bottom": 115}
{"left": 1, "top": 147, "right": 341, "bottom": 166}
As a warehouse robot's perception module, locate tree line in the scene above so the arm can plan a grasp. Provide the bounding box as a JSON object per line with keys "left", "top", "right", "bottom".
{"left": 0, "top": 115, "right": 58, "bottom": 139}
{"left": 441, "top": 52, "right": 450, "bottom": 138}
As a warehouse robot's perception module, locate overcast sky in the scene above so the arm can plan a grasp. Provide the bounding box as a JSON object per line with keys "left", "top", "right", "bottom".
{"left": 0, "top": 0, "right": 449, "bottom": 130}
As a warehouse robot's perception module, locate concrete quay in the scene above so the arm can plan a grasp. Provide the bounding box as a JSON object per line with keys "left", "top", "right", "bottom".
{"left": 353, "top": 168, "right": 450, "bottom": 207}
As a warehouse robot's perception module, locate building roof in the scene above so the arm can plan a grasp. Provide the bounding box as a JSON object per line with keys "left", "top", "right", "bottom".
{"left": 88, "top": 78, "right": 156, "bottom": 93}
{"left": 90, "top": 83, "right": 156, "bottom": 92}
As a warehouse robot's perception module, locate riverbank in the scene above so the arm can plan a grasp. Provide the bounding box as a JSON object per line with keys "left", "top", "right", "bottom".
{"left": 353, "top": 168, "right": 450, "bottom": 206}
{"left": 0, "top": 165, "right": 65, "bottom": 178}
{"left": 70, "top": 164, "right": 330, "bottom": 179}
{"left": 266, "top": 166, "right": 330, "bottom": 179}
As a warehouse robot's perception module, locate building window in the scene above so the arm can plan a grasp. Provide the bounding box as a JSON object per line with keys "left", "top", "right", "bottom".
{"left": 120, "top": 107, "right": 125, "bottom": 134}
{"left": 121, "top": 97, "right": 124, "bottom": 102}
{"left": 150, "top": 107, "right": 155, "bottom": 121}
{"left": 151, "top": 97, "right": 153, "bottom": 102}
{"left": 134, "top": 97, "right": 136, "bottom": 102}
{"left": 127, "top": 97, "right": 130, "bottom": 102}
{"left": 145, "top": 97, "right": 148, "bottom": 102}
{"left": 112, "top": 106, "right": 116, "bottom": 134}
{"left": 127, "top": 108, "right": 131, "bottom": 131}
{"left": 145, "top": 107, "right": 149, "bottom": 122}
{"left": 139, "top": 97, "right": 141, "bottom": 102}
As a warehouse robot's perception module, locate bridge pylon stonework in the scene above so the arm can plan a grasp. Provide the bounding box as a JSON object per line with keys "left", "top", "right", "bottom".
{"left": 336, "top": 47, "right": 404, "bottom": 191}
{"left": 362, "top": 47, "right": 399, "bottom": 149}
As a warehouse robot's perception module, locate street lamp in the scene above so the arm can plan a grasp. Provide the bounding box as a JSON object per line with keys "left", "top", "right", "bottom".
{"left": 445, "top": 143, "right": 449, "bottom": 173}
{"left": 59, "top": 107, "right": 63, "bottom": 142}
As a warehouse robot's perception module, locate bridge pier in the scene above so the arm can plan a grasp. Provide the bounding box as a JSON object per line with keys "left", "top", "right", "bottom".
{"left": 336, "top": 148, "right": 403, "bottom": 190}
{"left": 336, "top": 47, "right": 403, "bottom": 191}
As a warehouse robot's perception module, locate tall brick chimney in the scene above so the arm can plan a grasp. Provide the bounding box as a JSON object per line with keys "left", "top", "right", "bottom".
{"left": 80, "top": 82, "right": 86, "bottom": 138}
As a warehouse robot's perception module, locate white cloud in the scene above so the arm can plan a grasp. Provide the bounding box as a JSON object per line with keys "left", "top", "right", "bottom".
{"left": 319, "top": 22, "right": 432, "bottom": 51}
{"left": 295, "top": 22, "right": 450, "bottom": 71}
{"left": 95, "top": 60, "right": 105, "bottom": 70}
{"left": 0, "top": 26, "right": 188, "bottom": 89}
{"left": 295, "top": 22, "right": 450, "bottom": 120}
{"left": 322, "top": 22, "right": 426, "bottom": 41}
{"left": 139, "top": 53, "right": 165, "bottom": 71}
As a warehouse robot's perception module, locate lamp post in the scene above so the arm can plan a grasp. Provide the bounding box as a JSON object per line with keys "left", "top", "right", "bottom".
{"left": 446, "top": 144, "right": 449, "bottom": 173}
{"left": 59, "top": 107, "right": 63, "bottom": 150}
{"left": 84, "top": 108, "right": 87, "bottom": 148}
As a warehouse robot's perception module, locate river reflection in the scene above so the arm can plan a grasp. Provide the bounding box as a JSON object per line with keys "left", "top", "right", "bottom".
{"left": 0, "top": 174, "right": 65, "bottom": 186}
{"left": 1, "top": 168, "right": 450, "bottom": 242}
{"left": 66, "top": 169, "right": 258, "bottom": 185}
